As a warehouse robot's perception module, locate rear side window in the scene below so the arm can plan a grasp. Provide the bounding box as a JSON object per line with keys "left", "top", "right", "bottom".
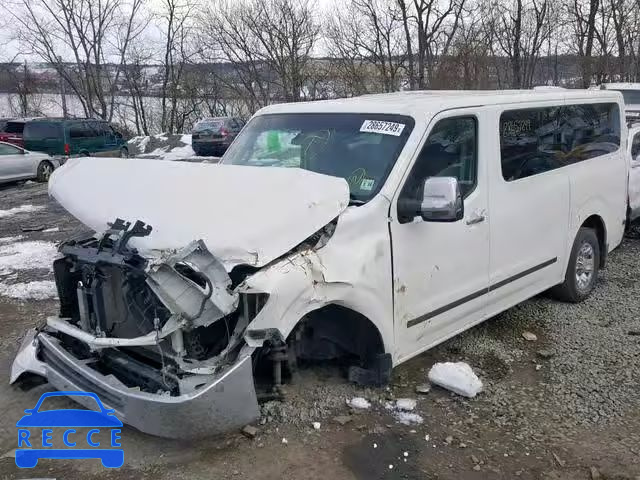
{"left": 632, "top": 132, "right": 640, "bottom": 159}
{"left": 500, "top": 103, "right": 620, "bottom": 181}
{"left": 24, "top": 123, "right": 61, "bottom": 139}
{"left": 69, "top": 122, "right": 96, "bottom": 138}
{"left": 5, "top": 122, "right": 25, "bottom": 134}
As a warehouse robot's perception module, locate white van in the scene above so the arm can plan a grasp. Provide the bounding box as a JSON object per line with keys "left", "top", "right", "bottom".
{"left": 11, "top": 90, "right": 627, "bottom": 438}
{"left": 597, "top": 83, "right": 640, "bottom": 123}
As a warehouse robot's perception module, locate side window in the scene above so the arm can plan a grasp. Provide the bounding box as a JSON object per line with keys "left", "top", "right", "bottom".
{"left": 0, "top": 143, "right": 20, "bottom": 155}
{"left": 631, "top": 132, "right": 640, "bottom": 160}
{"left": 500, "top": 103, "right": 620, "bottom": 181}
{"left": 69, "top": 123, "right": 86, "bottom": 139}
{"left": 401, "top": 116, "right": 478, "bottom": 201}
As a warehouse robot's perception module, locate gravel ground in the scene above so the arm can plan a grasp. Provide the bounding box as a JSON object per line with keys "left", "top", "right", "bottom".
{"left": 0, "top": 180, "right": 638, "bottom": 479}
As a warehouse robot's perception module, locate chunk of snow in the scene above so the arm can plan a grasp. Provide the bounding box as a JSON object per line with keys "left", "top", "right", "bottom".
{"left": 312, "top": 422, "right": 321, "bottom": 430}
{"left": 395, "top": 398, "right": 417, "bottom": 411}
{"left": 42, "top": 227, "right": 60, "bottom": 233}
{"left": 281, "top": 438, "right": 288, "bottom": 444}
{"left": 522, "top": 331, "right": 538, "bottom": 341}
{"left": 428, "top": 362, "right": 483, "bottom": 398}
{"left": 0, "top": 280, "right": 57, "bottom": 300}
{"left": 0, "top": 241, "right": 58, "bottom": 276}
{"left": 347, "top": 397, "right": 371, "bottom": 409}
{"left": 393, "top": 411, "right": 424, "bottom": 426}
{"left": 0, "top": 205, "right": 44, "bottom": 219}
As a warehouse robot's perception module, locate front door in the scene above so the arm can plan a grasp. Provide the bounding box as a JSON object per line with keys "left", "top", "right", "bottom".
{"left": 628, "top": 127, "right": 640, "bottom": 219}
{"left": 0, "top": 143, "right": 31, "bottom": 181}
{"left": 391, "top": 109, "right": 490, "bottom": 362}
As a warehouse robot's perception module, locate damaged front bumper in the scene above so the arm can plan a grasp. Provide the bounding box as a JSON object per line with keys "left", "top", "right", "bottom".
{"left": 11, "top": 329, "right": 260, "bottom": 439}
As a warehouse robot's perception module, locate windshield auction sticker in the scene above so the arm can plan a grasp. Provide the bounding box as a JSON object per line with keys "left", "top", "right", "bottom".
{"left": 360, "top": 120, "right": 405, "bottom": 136}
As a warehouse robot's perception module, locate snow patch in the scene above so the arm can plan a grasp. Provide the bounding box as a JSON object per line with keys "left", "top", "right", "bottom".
{"left": 393, "top": 411, "right": 424, "bottom": 426}
{"left": 428, "top": 362, "right": 483, "bottom": 398}
{"left": 395, "top": 398, "right": 417, "bottom": 411}
{"left": 347, "top": 397, "right": 371, "bottom": 409}
{"left": 0, "top": 280, "right": 57, "bottom": 300}
{"left": 42, "top": 227, "right": 60, "bottom": 233}
{"left": 161, "top": 143, "right": 195, "bottom": 160}
{"left": 0, "top": 236, "right": 24, "bottom": 244}
{"left": 0, "top": 205, "right": 44, "bottom": 219}
{"left": 0, "top": 241, "right": 59, "bottom": 276}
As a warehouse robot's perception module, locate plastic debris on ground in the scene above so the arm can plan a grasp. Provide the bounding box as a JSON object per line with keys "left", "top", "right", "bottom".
{"left": 347, "top": 397, "right": 371, "bottom": 409}
{"left": 428, "top": 361, "right": 483, "bottom": 398}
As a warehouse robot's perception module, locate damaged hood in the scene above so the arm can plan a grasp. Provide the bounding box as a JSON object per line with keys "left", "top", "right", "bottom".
{"left": 49, "top": 158, "right": 349, "bottom": 268}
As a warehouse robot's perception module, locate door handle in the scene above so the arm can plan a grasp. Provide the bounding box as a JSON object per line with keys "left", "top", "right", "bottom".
{"left": 466, "top": 213, "right": 486, "bottom": 225}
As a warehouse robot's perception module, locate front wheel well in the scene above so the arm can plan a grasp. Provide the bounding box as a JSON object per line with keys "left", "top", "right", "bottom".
{"left": 287, "top": 304, "right": 385, "bottom": 363}
{"left": 581, "top": 215, "right": 607, "bottom": 268}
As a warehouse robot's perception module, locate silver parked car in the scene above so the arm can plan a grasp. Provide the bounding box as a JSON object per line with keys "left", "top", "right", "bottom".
{"left": 0, "top": 141, "right": 60, "bottom": 184}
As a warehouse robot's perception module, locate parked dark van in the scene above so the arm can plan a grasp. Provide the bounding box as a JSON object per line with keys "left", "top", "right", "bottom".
{"left": 23, "top": 118, "right": 128, "bottom": 157}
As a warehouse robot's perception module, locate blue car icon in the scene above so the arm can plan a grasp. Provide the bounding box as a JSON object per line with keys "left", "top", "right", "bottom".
{"left": 16, "top": 391, "right": 124, "bottom": 468}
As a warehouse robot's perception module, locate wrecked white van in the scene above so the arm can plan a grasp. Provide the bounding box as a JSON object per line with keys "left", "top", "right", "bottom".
{"left": 11, "top": 90, "right": 628, "bottom": 438}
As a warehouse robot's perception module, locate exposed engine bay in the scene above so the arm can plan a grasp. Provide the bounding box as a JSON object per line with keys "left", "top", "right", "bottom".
{"left": 48, "top": 218, "right": 267, "bottom": 397}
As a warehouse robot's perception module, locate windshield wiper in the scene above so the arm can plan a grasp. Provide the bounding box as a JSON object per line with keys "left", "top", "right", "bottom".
{"left": 349, "top": 194, "right": 366, "bottom": 206}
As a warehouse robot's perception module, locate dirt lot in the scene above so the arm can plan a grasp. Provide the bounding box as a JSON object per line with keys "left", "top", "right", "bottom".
{"left": 0, "top": 180, "right": 638, "bottom": 480}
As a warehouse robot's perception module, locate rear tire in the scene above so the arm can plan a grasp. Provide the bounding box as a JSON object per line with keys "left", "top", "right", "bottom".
{"left": 119, "top": 147, "right": 129, "bottom": 158}
{"left": 551, "top": 227, "right": 600, "bottom": 303}
{"left": 79, "top": 150, "right": 90, "bottom": 157}
{"left": 36, "top": 160, "right": 54, "bottom": 182}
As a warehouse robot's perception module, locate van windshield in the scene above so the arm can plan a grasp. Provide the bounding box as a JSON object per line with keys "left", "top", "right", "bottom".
{"left": 222, "top": 113, "right": 414, "bottom": 202}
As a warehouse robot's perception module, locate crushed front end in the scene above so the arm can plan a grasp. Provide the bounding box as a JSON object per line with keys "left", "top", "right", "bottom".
{"left": 11, "top": 219, "right": 262, "bottom": 438}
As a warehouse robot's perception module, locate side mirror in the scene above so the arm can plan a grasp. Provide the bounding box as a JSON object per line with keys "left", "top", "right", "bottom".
{"left": 420, "top": 177, "right": 464, "bottom": 222}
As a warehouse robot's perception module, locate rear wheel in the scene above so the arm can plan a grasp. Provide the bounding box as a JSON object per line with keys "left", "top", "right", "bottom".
{"left": 119, "top": 147, "right": 129, "bottom": 158}
{"left": 551, "top": 227, "right": 600, "bottom": 302}
{"left": 36, "top": 160, "right": 54, "bottom": 182}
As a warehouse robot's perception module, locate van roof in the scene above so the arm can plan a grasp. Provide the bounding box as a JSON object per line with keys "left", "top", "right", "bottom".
{"left": 259, "top": 89, "right": 623, "bottom": 117}
{"left": 28, "top": 117, "right": 105, "bottom": 123}
{"left": 600, "top": 83, "right": 640, "bottom": 90}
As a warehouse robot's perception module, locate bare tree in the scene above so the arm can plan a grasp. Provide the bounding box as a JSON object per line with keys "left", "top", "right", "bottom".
{"left": 326, "top": 0, "right": 406, "bottom": 94}
{"left": 8, "top": 0, "right": 145, "bottom": 119}
{"left": 200, "top": 0, "right": 318, "bottom": 111}
{"left": 488, "top": 0, "right": 550, "bottom": 88}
